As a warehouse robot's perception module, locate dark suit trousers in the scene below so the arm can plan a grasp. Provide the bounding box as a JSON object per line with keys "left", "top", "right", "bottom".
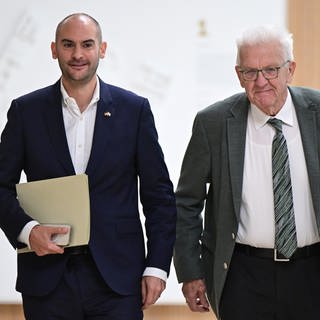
{"left": 220, "top": 246, "right": 320, "bottom": 320}
{"left": 22, "top": 253, "right": 143, "bottom": 320}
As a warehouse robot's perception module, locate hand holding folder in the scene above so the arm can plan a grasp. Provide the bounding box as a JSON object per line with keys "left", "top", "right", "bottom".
{"left": 16, "top": 174, "right": 90, "bottom": 253}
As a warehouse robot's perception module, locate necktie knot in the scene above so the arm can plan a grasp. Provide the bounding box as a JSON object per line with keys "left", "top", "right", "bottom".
{"left": 268, "top": 118, "right": 283, "bottom": 133}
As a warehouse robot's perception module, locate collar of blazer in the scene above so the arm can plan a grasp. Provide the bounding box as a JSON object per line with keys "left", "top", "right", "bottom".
{"left": 43, "top": 79, "right": 115, "bottom": 177}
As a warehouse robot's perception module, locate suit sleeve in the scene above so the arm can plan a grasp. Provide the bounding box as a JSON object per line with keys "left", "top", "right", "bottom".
{"left": 0, "top": 100, "right": 33, "bottom": 248}
{"left": 136, "top": 99, "right": 177, "bottom": 275}
{"left": 173, "top": 113, "right": 211, "bottom": 282}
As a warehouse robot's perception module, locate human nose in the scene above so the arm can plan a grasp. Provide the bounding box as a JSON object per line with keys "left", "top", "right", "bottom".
{"left": 71, "top": 45, "right": 83, "bottom": 59}
{"left": 255, "top": 70, "right": 269, "bottom": 85}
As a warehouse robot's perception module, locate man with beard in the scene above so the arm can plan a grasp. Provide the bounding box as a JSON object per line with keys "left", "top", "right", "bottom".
{"left": 0, "top": 13, "right": 176, "bottom": 320}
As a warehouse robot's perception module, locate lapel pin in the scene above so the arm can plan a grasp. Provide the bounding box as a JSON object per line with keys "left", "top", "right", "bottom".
{"left": 104, "top": 111, "right": 112, "bottom": 117}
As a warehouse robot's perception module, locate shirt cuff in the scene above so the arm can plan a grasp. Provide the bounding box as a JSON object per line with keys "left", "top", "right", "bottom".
{"left": 17, "top": 220, "right": 40, "bottom": 249}
{"left": 143, "top": 267, "right": 167, "bottom": 282}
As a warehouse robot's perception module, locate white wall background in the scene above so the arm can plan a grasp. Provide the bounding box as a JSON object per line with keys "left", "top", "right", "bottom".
{"left": 0, "top": 0, "right": 286, "bottom": 303}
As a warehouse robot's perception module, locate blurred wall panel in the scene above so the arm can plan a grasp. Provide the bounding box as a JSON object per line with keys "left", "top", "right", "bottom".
{"left": 288, "top": 0, "right": 320, "bottom": 88}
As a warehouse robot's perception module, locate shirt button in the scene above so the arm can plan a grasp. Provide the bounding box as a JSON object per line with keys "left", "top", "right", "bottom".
{"left": 223, "top": 262, "right": 228, "bottom": 270}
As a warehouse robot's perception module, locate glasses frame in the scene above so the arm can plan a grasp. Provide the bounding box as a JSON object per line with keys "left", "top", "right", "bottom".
{"left": 239, "top": 60, "right": 290, "bottom": 81}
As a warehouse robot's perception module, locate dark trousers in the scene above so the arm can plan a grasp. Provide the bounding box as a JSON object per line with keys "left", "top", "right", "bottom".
{"left": 22, "top": 253, "right": 143, "bottom": 320}
{"left": 220, "top": 246, "right": 320, "bottom": 320}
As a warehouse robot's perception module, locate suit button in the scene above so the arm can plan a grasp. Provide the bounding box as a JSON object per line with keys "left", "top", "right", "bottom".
{"left": 223, "top": 262, "right": 228, "bottom": 270}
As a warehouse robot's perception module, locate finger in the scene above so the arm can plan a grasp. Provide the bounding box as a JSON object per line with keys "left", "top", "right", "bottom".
{"left": 47, "top": 241, "right": 65, "bottom": 253}
{"left": 142, "top": 289, "right": 157, "bottom": 309}
{"left": 186, "top": 298, "right": 209, "bottom": 312}
{"left": 196, "top": 298, "right": 210, "bottom": 312}
{"left": 197, "top": 292, "right": 210, "bottom": 311}
{"left": 141, "top": 278, "right": 163, "bottom": 310}
{"left": 142, "top": 294, "right": 160, "bottom": 309}
{"left": 30, "top": 225, "right": 66, "bottom": 252}
{"left": 186, "top": 296, "right": 210, "bottom": 312}
{"left": 46, "top": 225, "right": 70, "bottom": 235}
{"left": 34, "top": 241, "right": 64, "bottom": 256}
{"left": 186, "top": 298, "right": 200, "bottom": 312}
{"left": 141, "top": 278, "right": 147, "bottom": 306}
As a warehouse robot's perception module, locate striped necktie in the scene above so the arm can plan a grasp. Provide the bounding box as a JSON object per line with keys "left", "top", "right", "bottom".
{"left": 268, "top": 118, "right": 297, "bottom": 258}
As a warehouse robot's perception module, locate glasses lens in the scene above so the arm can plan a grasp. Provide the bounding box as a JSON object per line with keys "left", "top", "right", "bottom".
{"left": 241, "top": 61, "right": 288, "bottom": 81}
{"left": 261, "top": 67, "right": 278, "bottom": 80}
{"left": 242, "top": 70, "right": 257, "bottom": 81}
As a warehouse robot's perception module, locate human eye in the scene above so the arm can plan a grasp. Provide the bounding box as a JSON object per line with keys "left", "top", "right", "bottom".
{"left": 262, "top": 67, "right": 277, "bottom": 77}
{"left": 242, "top": 69, "right": 257, "bottom": 80}
{"left": 61, "top": 40, "right": 74, "bottom": 48}
{"left": 82, "top": 40, "right": 95, "bottom": 49}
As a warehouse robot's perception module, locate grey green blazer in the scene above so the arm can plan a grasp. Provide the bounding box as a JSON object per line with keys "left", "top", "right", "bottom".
{"left": 174, "top": 86, "right": 320, "bottom": 318}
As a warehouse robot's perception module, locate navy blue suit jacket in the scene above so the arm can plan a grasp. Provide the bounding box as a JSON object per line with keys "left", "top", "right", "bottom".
{"left": 0, "top": 79, "right": 176, "bottom": 296}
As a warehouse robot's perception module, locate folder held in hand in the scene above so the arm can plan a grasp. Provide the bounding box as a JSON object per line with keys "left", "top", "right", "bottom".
{"left": 16, "top": 174, "right": 90, "bottom": 254}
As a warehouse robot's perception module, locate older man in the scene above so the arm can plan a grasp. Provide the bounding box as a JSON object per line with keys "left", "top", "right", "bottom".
{"left": 174, "top": 25, "right": 320, "bottom": 320}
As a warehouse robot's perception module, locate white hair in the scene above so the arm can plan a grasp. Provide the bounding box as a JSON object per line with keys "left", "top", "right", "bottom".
{"left": 235, "top": 25, "right": 294, "bottom": 65}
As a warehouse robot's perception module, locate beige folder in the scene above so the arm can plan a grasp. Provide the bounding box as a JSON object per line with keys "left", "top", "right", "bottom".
{"left": 16, "top": 174, "right": 90, "bottom": 254}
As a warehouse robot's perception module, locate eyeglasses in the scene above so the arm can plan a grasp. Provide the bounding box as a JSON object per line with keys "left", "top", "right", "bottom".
{"left": 239, "top": 60, "right": 290, "bottom": 81}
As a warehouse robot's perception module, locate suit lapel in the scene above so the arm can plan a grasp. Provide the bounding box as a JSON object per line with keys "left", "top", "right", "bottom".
{"left": 227, "top": 95, "right": 249, "bottom": 221}
{"left": 44, "top": 82, "right": 75, "bottom": 175}
{"left": 226, "top": 88, "right": 320, "bottom": 227}
{"left": 290, "top": 87, "right": 320, "bottom": 225}
{"left": 85, "top": 82, "right": 114, "bottom": 179}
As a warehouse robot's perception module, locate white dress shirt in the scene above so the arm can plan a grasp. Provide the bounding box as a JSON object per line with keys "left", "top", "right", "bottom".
{"left": 18, "top": 78, "right": 167, "bottom": 281}
{"left": 61, "top": 81, "right": 98, "bottom": 174}
{"left": 236, "top": 90, "right": 320, "bottom": 248}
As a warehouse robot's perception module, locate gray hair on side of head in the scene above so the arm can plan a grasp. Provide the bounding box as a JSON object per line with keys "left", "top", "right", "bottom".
{"left": 235, "top": 25, "right": 294, "bottom": 65}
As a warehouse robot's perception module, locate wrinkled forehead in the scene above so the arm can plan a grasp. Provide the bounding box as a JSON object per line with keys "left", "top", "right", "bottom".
{"left": 238, "top": 41, "right": 285, "bottom": 67}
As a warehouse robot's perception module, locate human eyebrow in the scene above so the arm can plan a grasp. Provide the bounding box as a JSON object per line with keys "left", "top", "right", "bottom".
{"left": 82, "top": 39, "right": 95, "bottom": 48}
{"left": 61, "top": 39, "right": 74, "bottom": 47}
{"left": 241, "top": 64, "right": 279, "bottom": 72}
